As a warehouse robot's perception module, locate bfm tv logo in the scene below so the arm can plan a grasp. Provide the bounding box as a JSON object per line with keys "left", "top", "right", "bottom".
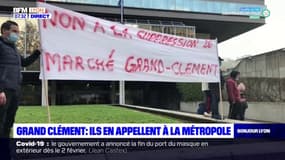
{"left": 12, "top": 7, "right": 51, "bottom": 19}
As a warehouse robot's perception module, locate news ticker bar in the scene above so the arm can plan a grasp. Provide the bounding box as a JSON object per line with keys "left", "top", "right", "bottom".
{"left": 13, "top": 124, "right": 285, "bottom": 139}
{"left": 11, "top": 138, "right": 280, "bottom": 159}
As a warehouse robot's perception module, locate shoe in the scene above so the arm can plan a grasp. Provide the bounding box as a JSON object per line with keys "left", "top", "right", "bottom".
{"left": 203, "top": 112, "right": 212, "bottom": 117}
{"left": 212, "top": 114, "right": 222, "bottom": 120}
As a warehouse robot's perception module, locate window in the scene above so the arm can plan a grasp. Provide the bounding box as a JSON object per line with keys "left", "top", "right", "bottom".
{"left": 186, "top": 27, "right": 195, "bottom": 38}
{"left": 125, "top": 0, "right": 142, "bottom": 8}
{"left": 138, "top": 24, "right": 151, "bottom": 30}
{"left": 176, "top": 0, "right": 185, "bottom": 10}
{"left": 176, "top": 27, "right": 186, "bottom": 37}
{"left": 151, "top": 25, "right": 163, "bottom": 33}
{"left": 163, "top": 26, "right": 175, "bottom": 35}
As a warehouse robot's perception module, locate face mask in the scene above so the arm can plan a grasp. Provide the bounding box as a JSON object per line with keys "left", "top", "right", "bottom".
{"left": 7, "top": 32, "right": 19, "bottom": 43}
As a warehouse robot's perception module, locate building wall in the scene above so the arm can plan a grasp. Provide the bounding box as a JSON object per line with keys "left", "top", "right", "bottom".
{"left": 238, "top": 77, "right": 285, "bottom": 102}
{"left": 237, "top": 50, "right": 285, "bottom": 78}
{"left": 235, "top": 50, "right": 285, "bottom": 102}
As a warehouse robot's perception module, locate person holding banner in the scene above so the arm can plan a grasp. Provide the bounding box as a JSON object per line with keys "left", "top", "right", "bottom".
{"left": 208, "top": 57, "right": 225, "bottom": 119}
{"left": 0, "top": 20, "right": 41, "bottom": 138}
{"left": 201, "top": 83, "right": 211, "bottom": 117}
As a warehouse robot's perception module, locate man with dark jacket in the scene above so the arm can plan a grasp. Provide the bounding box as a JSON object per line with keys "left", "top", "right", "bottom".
{"left": 0, "top": 20, "right": 40, "bottom": 138}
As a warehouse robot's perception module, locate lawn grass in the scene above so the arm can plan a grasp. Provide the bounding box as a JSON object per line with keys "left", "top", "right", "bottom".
{"left": 15, "top": 105, "right": 182, "bottom": 123}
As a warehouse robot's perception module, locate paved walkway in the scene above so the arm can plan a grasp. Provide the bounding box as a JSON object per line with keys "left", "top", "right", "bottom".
{"left": 120, "top": 104, "right": 261, "bottom": 123}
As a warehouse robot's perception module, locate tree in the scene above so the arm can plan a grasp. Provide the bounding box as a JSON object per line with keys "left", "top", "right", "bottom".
{"left": 16, "top": 20, "right": 41, "bottom": 71}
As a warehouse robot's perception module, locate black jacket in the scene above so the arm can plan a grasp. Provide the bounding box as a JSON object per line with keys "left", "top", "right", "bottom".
{"left": 0, "top": 36, "right": 40, "bottom": 92}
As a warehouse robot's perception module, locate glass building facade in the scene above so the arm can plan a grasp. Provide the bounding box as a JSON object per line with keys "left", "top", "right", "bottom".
{"left": 48, "top": 0, "right": 266, "bottom": 16}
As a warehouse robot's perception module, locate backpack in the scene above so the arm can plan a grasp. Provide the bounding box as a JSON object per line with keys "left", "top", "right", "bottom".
{"left": 197, "top": 103, "right": 206, "bottom": 115}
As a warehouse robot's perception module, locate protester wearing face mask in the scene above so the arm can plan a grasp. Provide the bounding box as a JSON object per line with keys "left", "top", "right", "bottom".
{"left": 0, "top": 20, "right": 41, "bottom": 138}
{"left": 226, "top": 71, "right": 244, "bottom": 119}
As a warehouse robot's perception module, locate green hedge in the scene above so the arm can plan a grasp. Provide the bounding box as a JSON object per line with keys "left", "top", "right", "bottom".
{"left": 177, "top": 83, "right": 203, "bottom": 102}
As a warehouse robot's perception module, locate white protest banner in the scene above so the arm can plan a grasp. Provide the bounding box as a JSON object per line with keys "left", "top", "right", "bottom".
{"left": 38, "top": 2, "right": 220, "bottom": 82}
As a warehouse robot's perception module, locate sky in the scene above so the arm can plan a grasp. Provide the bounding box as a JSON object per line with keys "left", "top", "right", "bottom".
{"left": 218, "top": 0, "right": 285, "bottom": 60}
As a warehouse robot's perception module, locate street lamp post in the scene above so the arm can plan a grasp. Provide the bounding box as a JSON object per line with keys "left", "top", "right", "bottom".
{"left": 118, "top": 0, "right": 125, "bottom": 105}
